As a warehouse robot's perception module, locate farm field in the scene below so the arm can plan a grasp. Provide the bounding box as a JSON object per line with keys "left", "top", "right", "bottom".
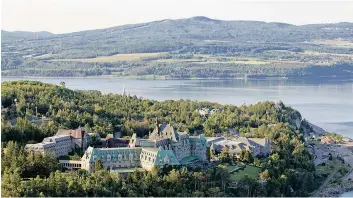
{"left": 301, "top": 50, "right": 353, "bottom": 58}
{"left": 309, "top": 39, "right": 353, "bottom": 48}
{"left": 157, "top": 54, "right": 272, "bottom": 65}
{"left": 51, "top": 52, "right": 167, "bottom": 62}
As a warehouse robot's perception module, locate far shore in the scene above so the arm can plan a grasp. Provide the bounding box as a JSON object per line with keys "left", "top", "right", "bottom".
{"left": 1, "top": 75, "right": 265, "bottom": 80}
{"left": 3, "top": 75, "right": 350, "bottom": 80}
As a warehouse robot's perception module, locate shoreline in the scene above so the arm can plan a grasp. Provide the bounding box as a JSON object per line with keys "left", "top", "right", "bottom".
{"left": 318, "top": 182, "right": 353, "bottom": 197}
{"left": 2, "top": 75, "right": 352, "bottom": 80}
{"left": 0, "top": 75, "right": 281, "bottom": 80}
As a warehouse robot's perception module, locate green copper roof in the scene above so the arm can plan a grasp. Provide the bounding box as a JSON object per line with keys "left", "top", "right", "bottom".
{"left": 154, "top": 149, "right": 180, "bottom": 166}
{"left": 85, "top": 147, "right": 142, "bottom": 163}
{"left": 141, "top": 140, "right": 155, "bottom": 147}
{"left": 179, "top": 155, "right": 200, "bottom": 165}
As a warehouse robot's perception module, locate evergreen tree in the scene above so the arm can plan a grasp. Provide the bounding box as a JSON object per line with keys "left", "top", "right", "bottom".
{"left": 94, "top": 159, "right": 103, "bottom": 172}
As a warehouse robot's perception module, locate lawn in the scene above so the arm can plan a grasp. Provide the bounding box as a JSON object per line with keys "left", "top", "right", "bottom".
{"left": 58, "top": 155, "right": 82, "bottom": 160}
{"left": 229, "top": 165, "right": 261, "bottom": 181}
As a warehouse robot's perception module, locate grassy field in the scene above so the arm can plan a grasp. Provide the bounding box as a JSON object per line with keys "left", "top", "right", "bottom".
{"left": 34, "top": 53, "right": 55, "bottom": 60}
{"left": 156, "top": 59, "right": 206, "bottom": 63}
{"left": 51, "top": 52, "right": 167, "bottom": 62}
{"left": 229, "top": 165, "right": 261, "bottom": 181}
{"left": 302, "top": 50, "right": 353, "bottom": 58}
{"left": 230, "top": 60, "right": 269, "bottom": 65}
{"left": 157, "top": 54, "right": 271, "bottom": 65}
{"left": 309, "top": 40, "right": 353, "bottom": 48}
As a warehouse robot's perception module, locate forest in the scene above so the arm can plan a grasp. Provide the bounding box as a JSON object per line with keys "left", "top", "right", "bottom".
{"left": 2, "top": 17, "right": 353, "bottom": 78}
{"left": 1, "top": 81, "right": 323, "bottom": 196}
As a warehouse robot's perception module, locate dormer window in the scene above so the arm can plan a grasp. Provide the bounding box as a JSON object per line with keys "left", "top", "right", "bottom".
{"left": 164, "top": 155, "right": 170, "bottom": 164}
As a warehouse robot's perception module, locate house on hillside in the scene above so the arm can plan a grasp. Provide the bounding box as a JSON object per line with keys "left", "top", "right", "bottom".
{"left": 321, "top": 136, "right": 336, "bottom": 144}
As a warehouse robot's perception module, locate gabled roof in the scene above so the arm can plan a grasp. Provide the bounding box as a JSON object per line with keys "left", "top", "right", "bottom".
{"left": 149, "top": 123, "right": 179, "bottom": 141}
{"left": 83, "top": 146, "right": 143, "bottom": 163}
{"left": 153, "top": 149, "right": 180, "bottom": 166}
{"left": 179, "top": 155, "right": 200, "bottom": 165}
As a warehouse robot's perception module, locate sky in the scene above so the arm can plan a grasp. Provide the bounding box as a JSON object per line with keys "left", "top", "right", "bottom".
{"left": 2, "top": 0, "right": 353, "bottom": 34}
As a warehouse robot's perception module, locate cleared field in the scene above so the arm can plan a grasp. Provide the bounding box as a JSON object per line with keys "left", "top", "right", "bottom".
{"left": 157, "top": 55, "right": 271, "bottom": 65}
{"left": 195, "top": 60, "right": 270, "bottom": 65}
{"left": 156, "top": 59, "right": 206, "bottom": 63}
{"left": 34, "top": 53, "right": 55, "bottom": 59}
{"left": 51, "top": 52, "right": 167, "bottom": 62}
{"left": 230, "top": 165, "right": 260, "bottom": 181}
{"left": 230, "top": 60, "right": 269, "bottom": 65}
{"left": 310, "top": 40, "right": 353, "bottom": 48}
{"left": 302, "top": 50, "right": 353, "bottom": 58}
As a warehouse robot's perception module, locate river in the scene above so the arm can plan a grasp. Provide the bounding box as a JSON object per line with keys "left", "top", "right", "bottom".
{"left": 2, "top": 77, "right": 353, "bottom": 138}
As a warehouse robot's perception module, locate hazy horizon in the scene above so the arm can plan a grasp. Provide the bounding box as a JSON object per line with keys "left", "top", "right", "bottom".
{"left": 2, "top": 0, "right": 353, "bottom": 34}
{"left": 2, "top": 16, "right": 353, "bottom": 35}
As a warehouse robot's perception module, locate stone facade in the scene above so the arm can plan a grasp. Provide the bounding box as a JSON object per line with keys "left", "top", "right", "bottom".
{"left": 26, "top": 135, "right": 72, "bottom": 157}
{"left": 80, "top": 146, "right": 182, "bottom": 173}
{"left": 43, "top": 135, "right": 72, "bottom": 157}
{"left": 79, "top": 121, "right": 207, "bottom": 173}
{"left": 56, "top": 127, "right": 90, "bottom": 150}
{"left": 25, "top": 142, "right": 56, "bottom": 155}
{"left": 81, "top": 147, "right": 142, "bottom": 172}
{"left": 130, "top": 120, "right": 207, "bottom": 163}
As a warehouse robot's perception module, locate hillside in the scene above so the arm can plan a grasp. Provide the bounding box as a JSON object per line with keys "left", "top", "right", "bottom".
{"left": 1, "top": 80, "right": 319, "bottom": 197}
{"left": 2, "top": 17, "right": 353, "bottom": 78}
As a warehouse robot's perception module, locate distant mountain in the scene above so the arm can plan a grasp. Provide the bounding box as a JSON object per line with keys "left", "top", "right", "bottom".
{"left": 2, "top": 17, "right": 353, "bottom": 58}
{"left": 1, "top": 30, "right": 54, "bottom": 40}
{"left": 2, "top": 17, "right": 353, "bottom": 78}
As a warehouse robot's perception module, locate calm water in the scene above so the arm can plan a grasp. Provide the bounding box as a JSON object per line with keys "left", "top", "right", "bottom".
{"left": 2, "top": 77, "right": 353, "bottom": 138}
{"left": 341, "top": 190, "right": 353, "bottom": 197}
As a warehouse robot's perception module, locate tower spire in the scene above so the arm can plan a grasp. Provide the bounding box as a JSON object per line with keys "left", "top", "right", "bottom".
{"left": 122, "top": 84, "right": 126, "bottom": 96}
{"left": 154, "top": 117, "right": 159, "bottom": 135}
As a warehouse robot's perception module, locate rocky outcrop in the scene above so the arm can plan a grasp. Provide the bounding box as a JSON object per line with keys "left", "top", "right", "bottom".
{"left": 295, "top": 118, "right": 301, "bottom": 130}
{"left": 308, "top": 122, "right": 328, "bottom": 136}
{"left": 318, "top": 182, "right": 353, "bottom": 197}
